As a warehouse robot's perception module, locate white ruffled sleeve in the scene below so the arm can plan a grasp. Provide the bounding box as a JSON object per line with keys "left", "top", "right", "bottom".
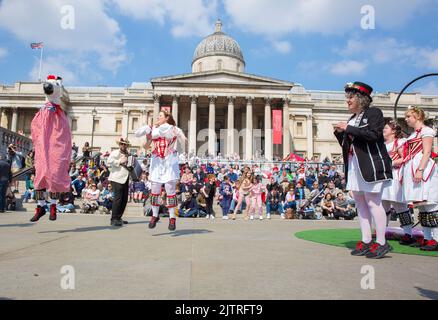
{"left": 421, "top": 127, "right": 437, "bottom": 138}
{"left": 134, "top": 125, "right": 152, "bottom": 137}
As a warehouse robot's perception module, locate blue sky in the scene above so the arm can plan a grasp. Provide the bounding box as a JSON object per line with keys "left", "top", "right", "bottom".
{"left": 1, "top": 0, "right": 438, "bottom": 94}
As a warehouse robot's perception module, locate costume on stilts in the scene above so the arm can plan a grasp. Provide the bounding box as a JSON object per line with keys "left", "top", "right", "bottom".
{"left": 30, "top": 75, "right": 72, "bottom": 222}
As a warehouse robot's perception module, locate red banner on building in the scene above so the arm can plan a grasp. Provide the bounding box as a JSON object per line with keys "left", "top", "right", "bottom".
{"left": 272, "top": 110, "right": 282, "bottom": 145}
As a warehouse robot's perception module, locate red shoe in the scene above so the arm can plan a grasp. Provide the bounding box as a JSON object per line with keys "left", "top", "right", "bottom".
{"left": 420, "top": 239, "right": 438, "bottom": 251}
{"left": 399, "top": 234, "right": 416, "bottom": 245}
{"left": 49, "top": 204, "right": 57, "bottom": 221}
{"left": 148, "top": 216, "right": 160, "bottom": 229}
{"left": 168, "top": 218, "right": 176, "bottom": 231}
{"left": 410, "top": 238, "right": 428, "bottom": 248}
{"left": 30, "top": 206, "right": 46, "bottom": 222}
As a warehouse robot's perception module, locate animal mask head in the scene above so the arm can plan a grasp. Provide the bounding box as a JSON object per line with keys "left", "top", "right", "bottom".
{"left": 43, "top": 75, "right": 63, "bottom": 105}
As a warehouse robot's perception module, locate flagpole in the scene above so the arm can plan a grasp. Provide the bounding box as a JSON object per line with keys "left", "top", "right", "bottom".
{"left": 38, "top": 46, "right": 43, "bottom": 82}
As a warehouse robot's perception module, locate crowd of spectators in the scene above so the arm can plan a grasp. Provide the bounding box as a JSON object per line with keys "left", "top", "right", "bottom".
{"left": 17, "top": 141, "right": 356, "bottom": 221}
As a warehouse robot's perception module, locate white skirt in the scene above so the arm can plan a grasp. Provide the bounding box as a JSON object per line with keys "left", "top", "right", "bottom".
{"left": 346, "top": 154, "right": 390, "bottom": 193}
{"left": 402, "top": 153, "right": 438, "bottom": 204}
{"left": 381, "top": 167, "right": 405, "bottom": 203}
{"left": 149, "top": 152, "right": 180, "bottom": 184}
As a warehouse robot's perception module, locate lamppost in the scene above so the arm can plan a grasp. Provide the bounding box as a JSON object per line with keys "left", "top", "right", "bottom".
{"left": 91, "top": 108, "right": 97, "bottom": 156}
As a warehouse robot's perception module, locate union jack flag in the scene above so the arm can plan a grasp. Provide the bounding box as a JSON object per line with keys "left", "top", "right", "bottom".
{"left": 30, "top": 42, "right": 44, "bottom": 49}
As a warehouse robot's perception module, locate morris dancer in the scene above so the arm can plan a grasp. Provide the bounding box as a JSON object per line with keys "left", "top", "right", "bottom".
{"left": 334, "top": 82, "right": 393, "bottom": 259}
{"left": 30, "top": 75, "right": 71, "bottom": 222}
{"left": 135, "top": 111, "right": 187, "bottom": 231}
{"left": 381, "top": 121, "right": 414, "bottom": 245}
{"left": 401, "top": 106, "right": 438, "bottom": 251}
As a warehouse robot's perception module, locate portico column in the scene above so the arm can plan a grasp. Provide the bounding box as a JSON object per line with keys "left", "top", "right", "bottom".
{"left": 122, "top": 107, "right": 129, "bottom": 138}
{"left": 208, "top": 96, "right": 216, "bottom": 157}
{"left": 264, "top": 98, "right": 273, "bottom": 161}
{"left": 172, "top": 95, "right": 179, "bottom": 125}
{"left": 307, "top": 114, "right": 314, "bottom": 159}
{"left": 11, "top": 107, "right": 18, "bottom": 132}
{"left": 189, "top": 95, "right": 198, "bottom": 155}
{"left": 227, "top": 96, "right": 235, "bottom": 157}
{"left": 283, "top": 98, "right": 290, "bottom": 158}
{"left": 141, "top": 108, "right": 148, "bottom": 125}
{"left": 153, "top": 94, "right": 160, "bottom": 124}
{"left": 245, "top": 97, "right": 253, "bottom": 160}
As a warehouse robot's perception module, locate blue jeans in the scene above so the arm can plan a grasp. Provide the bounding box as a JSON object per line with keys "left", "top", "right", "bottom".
{"left": 0, "top": 181, "right": 7, "bottom": 211}
{"left": 266, "top": 201, "right": 284, "bottom": 214}
{"left": 57, "top": 203, "right": 75, "bottom": 213}
{"left": 221, "top": 198, "right": 232, "bottom": 216}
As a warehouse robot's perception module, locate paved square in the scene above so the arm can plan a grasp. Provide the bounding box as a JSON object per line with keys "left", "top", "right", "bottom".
{"left": 0, "top": 210, "right": 437, "bottom": 300}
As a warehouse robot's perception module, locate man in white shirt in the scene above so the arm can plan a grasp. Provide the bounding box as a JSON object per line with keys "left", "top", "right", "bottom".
{"left": 107, "top": 138, "right": 131, "bottom": 227}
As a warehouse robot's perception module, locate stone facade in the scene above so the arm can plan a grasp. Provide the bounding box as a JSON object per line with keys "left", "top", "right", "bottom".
{"left": 1, "top": 22, "right": 437, "bottom": 160}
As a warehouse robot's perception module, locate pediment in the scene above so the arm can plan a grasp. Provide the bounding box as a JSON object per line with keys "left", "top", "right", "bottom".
{"left": 151, "top": 71, "right": 294, "bottom": 88}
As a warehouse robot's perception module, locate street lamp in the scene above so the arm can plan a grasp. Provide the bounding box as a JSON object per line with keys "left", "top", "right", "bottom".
{"left": 91, "top": 108, "right": 97, "bottom": 155}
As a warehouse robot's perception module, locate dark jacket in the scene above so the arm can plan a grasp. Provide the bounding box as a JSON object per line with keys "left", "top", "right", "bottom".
{"left": 0, "top": 159, "right": 12, "bottom": 184}
{"left": 334, "top": 107, "right": 392, "bottom": 184}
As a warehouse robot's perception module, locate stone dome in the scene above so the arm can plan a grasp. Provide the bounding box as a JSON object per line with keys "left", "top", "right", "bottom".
{"left": 192, "top": 20, "right": 245, "bottom": 73}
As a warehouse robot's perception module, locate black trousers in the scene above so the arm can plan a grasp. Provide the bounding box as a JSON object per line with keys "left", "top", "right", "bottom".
{"left": 111, "top": 179, "right": 129, "bottom": 221}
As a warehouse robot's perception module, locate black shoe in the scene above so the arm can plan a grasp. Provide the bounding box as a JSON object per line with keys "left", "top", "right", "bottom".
{"left": 0, "top": 210, "right": 5, "bottom": 213}
{"left": 110, "top": 220, "right": 123, "bottom": 227}
{"left": 351, "top": 241, "right": 373, "bottom": 256}
{"left": 123, "top": 220, "right": 129, "bottom": 224}
{"left": 149, "top": 216, "right": 160, "bottom": 229}
{"left": 366, "top": 242, "right": 392, "bottom": 259}
{"left": 168, "top": 218, "right": 176, "bottom": 231}
{"left": 399, "top": 234, "right": 416, "bottom": 245}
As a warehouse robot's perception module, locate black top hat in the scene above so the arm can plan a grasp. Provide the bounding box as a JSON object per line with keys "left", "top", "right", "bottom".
{"left": 345, "top": 81, "right": 373, "bottom": 100}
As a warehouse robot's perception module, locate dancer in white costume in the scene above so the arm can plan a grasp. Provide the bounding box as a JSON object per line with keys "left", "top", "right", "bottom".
{"left": 401, "top": 106, "right": 438, "bottom": 251}
{"left": 135, "top": 111, "right": 187, "bottom": 231}
{"left": 381, "top": 121, "right": 415, "bottom": 245}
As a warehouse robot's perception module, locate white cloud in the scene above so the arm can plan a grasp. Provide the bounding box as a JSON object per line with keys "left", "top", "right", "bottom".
{"left": 335, "top": 37, "right": 438, "bottom": 70}
{"left": 111, "top": 0, "right": 219, "bottom": 37}
{"left": 0, "top": 0, "right": 127, "bottom": 73}
{"left": 223, "top": 0, "right": 432, "bottom": 37}
{"left": 0, "top": 47, "right": 7, "bottom": 60}
{"left": 414, "top": 81, "right": 438, "bottom": 95}
{"left": 272, "top": 41, "right": 292, "bottom": 54}
{"left": 330, "top": 60, "right": 367, "bottom": 76}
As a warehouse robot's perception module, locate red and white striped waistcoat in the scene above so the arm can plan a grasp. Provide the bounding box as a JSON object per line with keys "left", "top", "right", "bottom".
{"left": 403, "top": 129, "right": 423, "bottom": 163}
{"left": 152, "top": 136, "right": 177, "bottom": 159}
{"left": 389, "top": 139, "right": 402, "bottom": 161}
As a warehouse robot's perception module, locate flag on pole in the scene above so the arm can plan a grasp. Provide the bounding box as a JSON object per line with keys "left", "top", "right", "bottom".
{"left": 30, "top": 42, "right": 44, "bottom": 49}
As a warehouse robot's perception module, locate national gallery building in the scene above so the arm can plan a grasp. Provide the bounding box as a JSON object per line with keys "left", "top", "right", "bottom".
{"left": 1, "top": 21, "right": 437, "bottom": 161}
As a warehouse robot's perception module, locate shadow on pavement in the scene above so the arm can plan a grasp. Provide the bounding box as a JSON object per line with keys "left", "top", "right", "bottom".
{"left": 38, "top": 221, "right": 146, "bottom": 233}
{"left": 152, "top": 229, "right": 213, "bottom": 237}
{"left": 416, "top": 287, "right": 438, "bottom": 300}
{"left": 0, "top": 223, "right": 34, "bottom": 228}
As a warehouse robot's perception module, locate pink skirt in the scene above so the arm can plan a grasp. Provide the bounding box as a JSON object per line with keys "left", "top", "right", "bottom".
{"left": 31, "top": 108, "right": 72, "bottom": 192}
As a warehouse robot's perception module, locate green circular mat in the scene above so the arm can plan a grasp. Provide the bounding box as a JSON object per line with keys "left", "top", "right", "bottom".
{"left": 295, "top": 229, "right": 438, "bottom": 257}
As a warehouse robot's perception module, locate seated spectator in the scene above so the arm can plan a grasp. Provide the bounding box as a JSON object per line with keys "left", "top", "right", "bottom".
{"left": 72, "top": 174, "right": 86, "bottom": 198}
{"left": 283, "top": 189, "right": 296, "bottom": 219}
{"left": 266, "top": 187, "right": 285, "bottom": 219}
{"left": 196, "top": 192, "right": 208, "bottom": 218}
{"left": 325, "top": 181, "right": 342, "bottom": 198}
{"left": 100, "top": 183, "right": 114, "bottom": 214}
{"left": 23, "top": 174, "right": 35, "bottom": 203}
{"left": 57, "top": 188, "right": 75, "bottom": 213}
{"left": 179, "top": 192, "right": 199, "bottom": 217}
{"left": 321, "top": 193, "right": 335, "bottom": 219}
{"left": 133, "top": 179, "right": 146, "bottom": 203}
{"left": 334, "top": 192, "right": 357, "bottom": 220}
{"left": 69, "top": 162, "right": 79, "bottom": 181}
{"left": 6, "top": 185, "right": 16, "bottom": 211}
{"left": 80, "top": 183, "right": 100, "bottom": 214}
